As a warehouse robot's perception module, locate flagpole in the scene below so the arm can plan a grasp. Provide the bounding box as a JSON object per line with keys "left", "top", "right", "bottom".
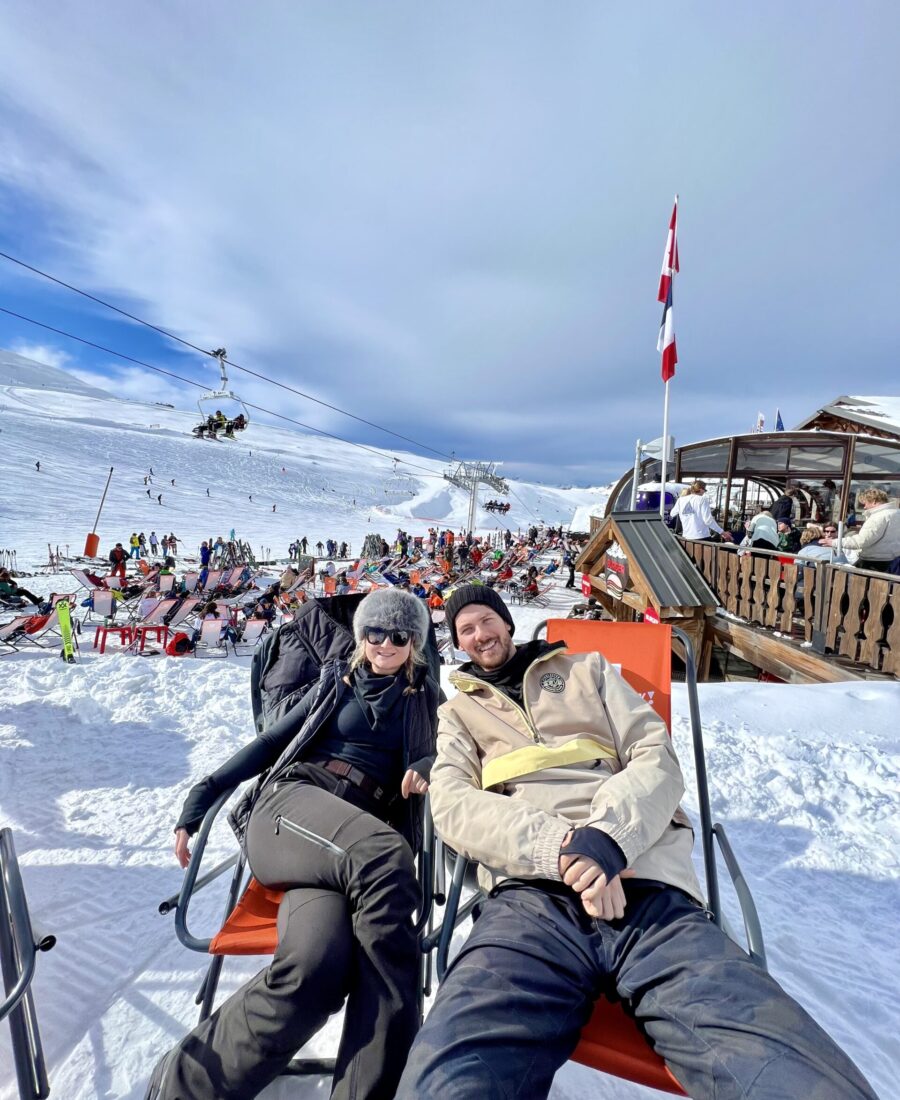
{"left": 658, "top": 192, "right": 677, "bottom": 518}
{"left": 659, "top": 381, "right": 670, "bottom": 517}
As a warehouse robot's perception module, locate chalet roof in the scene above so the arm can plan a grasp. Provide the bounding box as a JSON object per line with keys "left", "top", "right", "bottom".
{"left": 577, "top": 512, "right": 718, "bottom": 611}
{"left": 794, "top": 396, "right": 900, "bottom": 438}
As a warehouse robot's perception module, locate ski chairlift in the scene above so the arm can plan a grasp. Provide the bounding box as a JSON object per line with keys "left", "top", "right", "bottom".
{"left": 195, "top": 348, "right": 250, "bottom": 438}
{"left": 383, "top": 457, "right": 416, "bottom": 498}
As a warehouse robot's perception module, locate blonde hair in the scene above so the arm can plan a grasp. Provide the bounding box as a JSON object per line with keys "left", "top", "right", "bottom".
{"left": 689, "top": 480, "right": 707, "bottom": 495}
{"left": 857, "top": 488, "right": 889, "bottom": 507}
{"left": 349, "top": 634, "right": 427, "bottom": 692}
{"left": 800, "top": 525, "right": 824, "bottom": 547}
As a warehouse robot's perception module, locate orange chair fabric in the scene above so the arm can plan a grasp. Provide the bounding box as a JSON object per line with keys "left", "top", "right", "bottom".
{"left": 322, "top": 576, "right": 337, "bottom": 596}
{"left": 209, "top": 878, "right": 284, "bottom": 956}
{"left": 544, "top": 619, "right": 685, "bottom": 1094}
{"left": 544, "top": 620, "right": 671, "bottom": 729}
{"left": 573, "top": 999, "right": 685, "bottom": 1094}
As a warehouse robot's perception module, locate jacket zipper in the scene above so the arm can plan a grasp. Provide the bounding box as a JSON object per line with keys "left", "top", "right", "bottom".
{"left": 275, "top": 814, "right": 347, "bottom": 856}
{"left": 452, "top": 649, "right": 562, "bottom": 745}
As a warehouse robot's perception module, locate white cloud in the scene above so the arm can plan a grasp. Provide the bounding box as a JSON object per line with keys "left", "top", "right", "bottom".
{"left": 67, "top": 364, "right": 188, "bottom": 409}
{"left": 0, "top": 5, "right": 896, "bottom": 482}
{"left": 11, "top": 341, "right": 72, "bottom": 370}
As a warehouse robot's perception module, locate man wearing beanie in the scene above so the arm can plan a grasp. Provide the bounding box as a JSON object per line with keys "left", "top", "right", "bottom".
{"left": 397, "top": 586, "right": 876, "bottom": 1100}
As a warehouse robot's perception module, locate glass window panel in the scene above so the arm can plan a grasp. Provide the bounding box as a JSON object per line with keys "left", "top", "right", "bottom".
{"left": 679, "top": 442, "right": 731, "bottom": 475}
{"left": 735, "top": 445, "right": 790, "bottom": 473}
{"left": 852, "top": 442, "right": 900, "bottom": 478}
{"left": 786, "top": 445, "right": 845, "bottom": 474}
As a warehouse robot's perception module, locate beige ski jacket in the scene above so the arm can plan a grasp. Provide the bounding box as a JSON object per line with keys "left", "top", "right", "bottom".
{"left": 430, "top": 647, "right": 703, "bottom": 902}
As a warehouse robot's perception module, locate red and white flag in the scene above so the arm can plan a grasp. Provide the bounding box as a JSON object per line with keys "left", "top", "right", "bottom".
{"left": 657, "top": 197, "right": 678, "bottom": 382}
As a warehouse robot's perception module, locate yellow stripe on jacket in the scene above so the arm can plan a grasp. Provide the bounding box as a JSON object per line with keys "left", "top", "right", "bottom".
{"left": 481, "top": 737, "right": 618, "bottom": 790}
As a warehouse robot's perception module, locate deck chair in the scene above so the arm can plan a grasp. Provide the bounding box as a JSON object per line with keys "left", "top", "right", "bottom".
{"left": 182, "top": 572, "right": 200, "bottom": 593}
{"left": 69, "top": 567, "right": 100, "bottom": 592}
{"left": 15, "top": 609, "right": 60, "bottom": 651}
{"left": 233, "top": 618, "right": 267, "bottom": 654}
{"left": 428, "top": 621, "right": 767, "bottom": 1097}
{"left": 129, "top": 599, "right": 179, "bottom": 653}
{"left": 322, "top": 575, "right": 337, "bottom": 596}
{"left": 158, "top": 573, "right": 177, "bottom": 595}
{"left": 166, "top": 597, "right": 202, "bottom": 630}
{"left": 194, "top": 618, "right": 229, "bottom": 658}
{"left": 0, "top": 616, "right": 36, "bottom": 655}
{"left": 201, "top": 570, "right": 223, "bottom": 592}
{"left": 158, "top": 787, "right": 439, "bottom": 1079}
{"left": 82, "top": 587, "right": 117, "bottom": 631}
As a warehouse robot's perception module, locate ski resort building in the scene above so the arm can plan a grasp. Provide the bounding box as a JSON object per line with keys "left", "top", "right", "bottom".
{"left": 579, "top": 400, "right": 900, "bottom": 684}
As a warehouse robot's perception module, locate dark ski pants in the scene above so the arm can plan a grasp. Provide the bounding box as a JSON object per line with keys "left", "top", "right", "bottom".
{"left": 397, "top": 882, "right": 877, "bottom": 1100}
{"left": 157, "top": 769, "right": 421, "bottom": 1100}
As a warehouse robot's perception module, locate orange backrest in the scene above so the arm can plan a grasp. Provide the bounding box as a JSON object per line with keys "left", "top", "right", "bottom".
{"left": 544, "top": 619, "right": 684, "bottom": 1095}
{"left": 323, "top": 576, "right": 337, "bottom": 595}
{"left": 544, "top": 620, "right": 671, "bottom": 729}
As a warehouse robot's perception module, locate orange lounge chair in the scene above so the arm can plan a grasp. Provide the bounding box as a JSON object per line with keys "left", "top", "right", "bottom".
{"left": 434, "top": 621, "right": 767, "bottom": 1097}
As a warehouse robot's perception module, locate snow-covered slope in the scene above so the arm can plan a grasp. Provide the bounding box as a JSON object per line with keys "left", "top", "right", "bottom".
{"left": 0, "top": 347, "right": 112, "bottom": 397}
{"left": 0, "top": 350, "right": 605, "bottom": 567}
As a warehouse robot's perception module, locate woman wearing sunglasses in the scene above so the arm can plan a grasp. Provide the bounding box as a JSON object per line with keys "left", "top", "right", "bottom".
{"left": 149, "top": 588, "right": 438, "bottom": 1100}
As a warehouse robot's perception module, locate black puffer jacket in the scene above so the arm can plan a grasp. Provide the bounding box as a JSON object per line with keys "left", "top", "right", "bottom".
{"left": 177, "top": 659, "right": 439, "bottom": 854}
{"left": 250, "top": 594, "right": 363, "bottom": 731}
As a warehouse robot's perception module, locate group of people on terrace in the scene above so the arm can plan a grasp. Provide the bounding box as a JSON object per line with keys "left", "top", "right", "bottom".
{"left": 670, "top": 481, "right": 900, "bottom": 574}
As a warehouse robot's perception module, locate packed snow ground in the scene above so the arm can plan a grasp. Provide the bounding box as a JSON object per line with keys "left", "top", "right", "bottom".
{"left": 1, "top": 352, "right": 898, "bottom": 1098}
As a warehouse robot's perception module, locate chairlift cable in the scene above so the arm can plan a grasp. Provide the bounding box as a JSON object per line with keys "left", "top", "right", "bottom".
{"left": 508, "top": 487, "right": 539, "bottom": 520}
{"left": 0, "top": 249, "right": 453, "bottom": 459}
{"left": 0, "top": 305, "right": 447, "bottom": 479}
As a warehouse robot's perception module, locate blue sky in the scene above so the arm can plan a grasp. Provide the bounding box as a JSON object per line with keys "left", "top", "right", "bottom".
{"left": 0, "top": 3, "right": 897, "bottom": 485}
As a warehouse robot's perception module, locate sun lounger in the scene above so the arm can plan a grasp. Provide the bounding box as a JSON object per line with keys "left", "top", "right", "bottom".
{"left": 234, "top": 618, "right": 267, "bottom": 654}
{"left": 194, "top": 618, "right": 229, "bottom": 658}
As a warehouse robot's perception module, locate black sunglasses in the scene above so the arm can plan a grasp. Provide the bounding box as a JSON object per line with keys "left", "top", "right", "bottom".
{"left": 365, "top": 627, "right": 412, "bottom": 646}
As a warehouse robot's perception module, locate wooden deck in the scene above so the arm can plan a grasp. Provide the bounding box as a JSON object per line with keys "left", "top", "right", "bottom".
{"left": 681, "top": 541, "right": 899, "bottom": 683}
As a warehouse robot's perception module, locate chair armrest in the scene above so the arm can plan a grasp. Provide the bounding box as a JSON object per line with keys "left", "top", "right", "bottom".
{"left": 712, "top": 824, "right": 767, "bottom": 970}
{"left": 162, "top": 787, "right": 243, "bottom": 953}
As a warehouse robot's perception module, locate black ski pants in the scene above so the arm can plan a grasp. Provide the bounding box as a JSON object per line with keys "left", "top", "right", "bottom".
{"left": 157, "top": 766, "right": 421, "bottom": 1100}
{"left": 397, "top": 881, "right": 877, "bottom": 1100}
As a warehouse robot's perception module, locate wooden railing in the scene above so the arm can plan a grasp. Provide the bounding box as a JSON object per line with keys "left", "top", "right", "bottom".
{"left": 680, "top": 540, "right": 900, "bottom": 678}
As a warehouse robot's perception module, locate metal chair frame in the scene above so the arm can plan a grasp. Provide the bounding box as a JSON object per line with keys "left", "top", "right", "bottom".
{"left": 0, "top": 829, "right": 56, "bottom": 1100}
{"left": 159, "top": 789, "right": 440, "bottom": 1078}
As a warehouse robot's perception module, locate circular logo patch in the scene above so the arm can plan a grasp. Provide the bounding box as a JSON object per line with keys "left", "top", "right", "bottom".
{"left": 540, "top": 672, "right": 565, "bottom": 694}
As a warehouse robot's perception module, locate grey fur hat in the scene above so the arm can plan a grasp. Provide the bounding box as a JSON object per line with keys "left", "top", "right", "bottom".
{"left": 353, "top": 587, "right": 430, "bottom": 644}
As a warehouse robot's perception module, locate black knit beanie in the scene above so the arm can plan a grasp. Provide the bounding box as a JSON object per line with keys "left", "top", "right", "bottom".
{"left": 445, "top": 584, "right": 515, "bottom": 645}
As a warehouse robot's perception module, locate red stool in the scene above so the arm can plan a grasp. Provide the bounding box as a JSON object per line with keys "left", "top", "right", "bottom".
{"left": 93, "top": 624, "right": 134, "bottom": 654}
{"left": 134, "top": 625, "right": 169, "bottom": 652}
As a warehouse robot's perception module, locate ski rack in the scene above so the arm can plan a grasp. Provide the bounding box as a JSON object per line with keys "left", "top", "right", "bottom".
{"left": 0, "top": 828, "right": 56, "bottom": 1100}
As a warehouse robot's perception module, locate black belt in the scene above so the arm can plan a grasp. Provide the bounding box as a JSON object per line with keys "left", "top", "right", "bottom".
{"left": 313, "top": 759, "right": 390, "bottom": 803}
